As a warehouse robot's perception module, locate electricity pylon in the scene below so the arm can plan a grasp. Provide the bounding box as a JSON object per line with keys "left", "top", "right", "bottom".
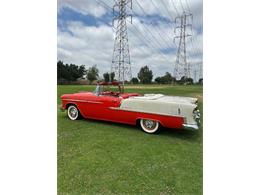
{"left": 111, "top": 0, "right": 132, "bottom": 84}
{"left": 174, "top": 12, "right": 193, "bottom": 80}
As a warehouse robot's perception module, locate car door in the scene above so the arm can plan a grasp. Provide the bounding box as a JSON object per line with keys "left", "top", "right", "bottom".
{"left": 93, "top": 95, "right": 121, "bottom": 121}
{"left": 76, "top": 93, "right": 103, "bottom": 118}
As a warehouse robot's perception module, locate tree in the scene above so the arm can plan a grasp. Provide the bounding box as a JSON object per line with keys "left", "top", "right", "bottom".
{"left": 186, "top": 77, "right": 193, "bottom": 84}
{"left": 68, "top": 64, "right": 85, "bottom": 81}
{"left": 155, "top": 77, "right": 162, "bottom": 84}
{"left": 155, "top": 72, "right": 175, "bottom": 84}
{"left": 198, "top": 78, "right": 203, "bottom": 85}
{"left": 57, "top": 61, "right": 65, "bottom": 80}
{"left": 103, "top": 72, "right": 110, "bottom": 82}
{"left": 78, "top": 65, "right": 86, "bottom": 79}
{"left": 131, "top": 77, "right": 139, "bottom": 84}
{"left": 178, "top": 76, "right": 193, "bottom": 85}
{"left": 172, "top": 77, "right": 177, "bottom": 84}
{"left": 138, "top": 66, "right": 153, "bottom": 84}
{"left": 103, "top": 72, "right": 115, "bottom": 82}
{"left": 110, "top": 72, "right": 115, "bottom": 82}
{"left": 163, "top": 72, "right": 173, "bottom": 83}
{"left": 86, "top": 65, "right": 99, "bottom": 84}
{"left": 57, "top": 61, "right": 86, "bottom": 82}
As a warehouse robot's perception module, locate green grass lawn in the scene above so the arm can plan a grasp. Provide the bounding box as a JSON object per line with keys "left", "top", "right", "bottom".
{"left": 58, "top": 85, "right": 203, "bottom": 195}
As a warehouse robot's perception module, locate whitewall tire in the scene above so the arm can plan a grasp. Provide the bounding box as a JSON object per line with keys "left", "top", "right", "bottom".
{"left": 140, "top": 119, "right": 159, "bottom": 134}
{"left": 67, "top": 105, "right": 80, "bottom": 120}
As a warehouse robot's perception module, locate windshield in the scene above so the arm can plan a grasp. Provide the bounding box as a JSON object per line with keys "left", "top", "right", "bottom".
{"left": 93, "top": 84, "right": 123, "bottom": 96}
{"left": 93, "top": 85, "right": 101, "bottom": 95}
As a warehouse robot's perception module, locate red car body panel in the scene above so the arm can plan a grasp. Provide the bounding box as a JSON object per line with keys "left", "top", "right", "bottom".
{"left": 61, "top": 91, "right": 185, "bottom": 129}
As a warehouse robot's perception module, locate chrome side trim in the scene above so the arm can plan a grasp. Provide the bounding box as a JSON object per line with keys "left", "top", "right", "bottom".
{"left": 62, "top": 99, "right": 103, "bottom": 104}
{"left": 109, "top": 107, "right": 120, "bottom": 110}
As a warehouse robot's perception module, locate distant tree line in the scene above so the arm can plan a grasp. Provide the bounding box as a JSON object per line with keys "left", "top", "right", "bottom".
{"left": 57, "top": 61, "right": 85, "bottom": 82}
{"left": 103, "top": 72, "right": 115, "bottom": 82}
{"left": 57, "top": 61, "right": 99, "bottom": 84}
{"left": 132, "top": 66, "right": 198, "bottom": 85}
{"left": 57, "top": 61, "right": 202, "bottom": 85}
{"left": 155, "top": 72, "right": 176, "bottom": 84}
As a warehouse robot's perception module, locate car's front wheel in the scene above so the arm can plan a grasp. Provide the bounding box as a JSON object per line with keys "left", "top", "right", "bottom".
{"left": 140, "top": 119, "right": 159, "bottom": 134}
{"left": 67, "top": 105, "right": 80, "bottom": 120}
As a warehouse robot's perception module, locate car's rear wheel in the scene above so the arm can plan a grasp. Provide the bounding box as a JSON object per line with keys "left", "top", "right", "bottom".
{"left": 67, "top": 105, "right": 80, "bottom": 120}
{"left": 140, "top": 119, "right": 159, "bottom": 134}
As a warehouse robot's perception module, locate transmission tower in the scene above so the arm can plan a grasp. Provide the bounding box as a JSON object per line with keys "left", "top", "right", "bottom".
{"left": 111, "top": 0, "right": 132, "bottom": 84}
{"left": 174, "top": 12, "right": 193, "bottom": 80}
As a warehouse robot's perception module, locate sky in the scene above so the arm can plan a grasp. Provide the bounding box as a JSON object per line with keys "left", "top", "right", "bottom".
{"left": 57, "top": 0, "right": 203, "bottom": 81}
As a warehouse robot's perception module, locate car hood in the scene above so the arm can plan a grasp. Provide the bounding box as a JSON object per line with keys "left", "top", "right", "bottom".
{"left": 61, "top": 92, "right": 93, "bottom": 100}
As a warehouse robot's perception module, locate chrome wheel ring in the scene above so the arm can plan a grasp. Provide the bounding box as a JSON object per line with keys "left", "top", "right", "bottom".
{"left": 140, "top": 119, "right": 159, "bottom": 134}
{"left": 68, "top": 105, "right": 79, "bottom": 120}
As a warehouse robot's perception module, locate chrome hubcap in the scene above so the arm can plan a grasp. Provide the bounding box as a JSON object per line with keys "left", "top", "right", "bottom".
{"left": 69, "top": 107, "right": 78, "bottom": 118}
{"left": 144, "top": 120, "right": 155, "bottom": 129}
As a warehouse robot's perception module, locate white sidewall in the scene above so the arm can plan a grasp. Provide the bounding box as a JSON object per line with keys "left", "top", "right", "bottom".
{"left": 67, "top": 105, "right": 79, "bottom": 120}
{"left": 140, "top": 119, "right": 159, "bottom": 134}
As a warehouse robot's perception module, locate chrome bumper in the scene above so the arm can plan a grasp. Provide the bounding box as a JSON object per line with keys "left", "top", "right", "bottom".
{"left": 183, "top": 124, "right": 199, "bottom": 130}
{"left": 182, "top": 109, "right": 201, "bottom": 130}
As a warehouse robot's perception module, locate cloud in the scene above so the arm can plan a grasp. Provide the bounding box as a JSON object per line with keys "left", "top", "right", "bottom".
{"left": 58, "top": 0, "right": 110, "bottom": 17}
{"left": 58, "top": 21, "right": 114, "bottom": 72}
{"left": 58, "top": 0, "right": 203, "bottom": 80}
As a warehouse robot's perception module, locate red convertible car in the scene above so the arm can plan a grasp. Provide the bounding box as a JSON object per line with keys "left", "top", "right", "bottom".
{"left": 61, "top": 82, "right": 200, "bottom": 134}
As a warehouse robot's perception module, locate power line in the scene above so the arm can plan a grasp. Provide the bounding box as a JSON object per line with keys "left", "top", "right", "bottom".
{"left": 129, "top": 22, "right": 172, "bottom": 62}
{"left": 184, "top": 0, "right": 191, "bottom": 13}
{"left": 179, "top": 0, "right": 186, "bottom": 12}
{"left": 187, "top": 16, "right": 202, "bottom": 60}
{"left": 97, "top": 0, "right": 173, "bottom": 52}
{"left": 96, "top": 2, "right": 173, "bottom": 65}
{"left": 170, "top": 0, "right": 181, "bottom": 16}
{"left": 128, "top": 27, "right": 172, "bottom": 63}
{"left": 170, "top": 0, "right": 202, "bottom": 79}
{"left": 133, "top": 0, "right": 173, "bottom": 48}
{"left": 95, "top": 0, "right": 202, "bottom": 81}
{"left": 94, "top": 0, "right": 113, "bottom": 13}
{"left": 159, "top": 0, "right": 175, "bottom": 22}
{"left": 150, "top": 0, "right": 173, "bottom": 28}
{"left": 190, "top": 33, "right": 202, "bottom": 58}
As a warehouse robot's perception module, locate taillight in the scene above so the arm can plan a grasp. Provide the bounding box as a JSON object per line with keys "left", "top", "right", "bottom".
{"left": 193, "top": 108, "right": 201, "bottom": 124}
